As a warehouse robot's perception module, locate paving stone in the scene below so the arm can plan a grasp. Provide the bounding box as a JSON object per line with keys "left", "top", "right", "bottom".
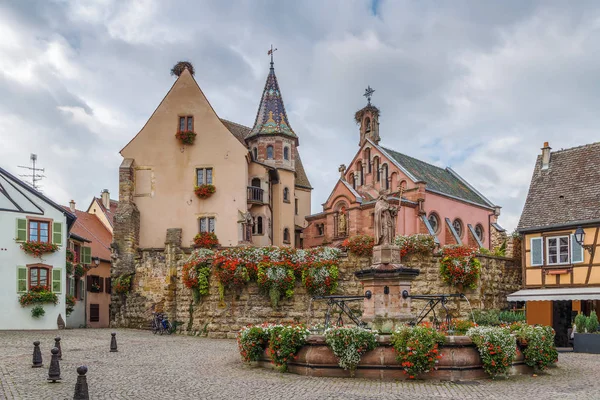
{"left": 0, "top": 329, "right": 598, "bottom": 400}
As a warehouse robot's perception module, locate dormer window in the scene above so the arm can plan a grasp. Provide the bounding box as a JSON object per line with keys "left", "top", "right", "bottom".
{"left": 179, "top": 116, "right": 193, "bottom": 132}
{"left": 284, "top": 147, "right": 289, "bottom": 160}
{"left": 267, "top": 145, "right": 274, "bottom": 160}
{"left": 283, "top": 187, "right": 290, "bottom": 203}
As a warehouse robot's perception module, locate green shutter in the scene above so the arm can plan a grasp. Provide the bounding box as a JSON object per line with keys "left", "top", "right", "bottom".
{"left": 17, "top": 266, "right": 27, "bottom": 293}
{"left": 16, "top": 218, "right": 27, "bottom": 242}
{"left": 531, "top": 237, "right": 544, "bottom": 266}
{"left": 82, "top": 246, "right": 92, "bottom": 265}
{"left": 52, "top": 222, "right": 63, "bottom": 245}
{"left": 52, "top": 269, "right": 62, "bottom": 293}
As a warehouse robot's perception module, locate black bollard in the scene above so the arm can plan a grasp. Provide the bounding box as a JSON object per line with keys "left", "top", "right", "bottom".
{"left": 73, "top": 365, "right": 89, "bottom": 400}
{"left": 110, "top": 332, "right": 118, "bottom": 352}
{"left": 54, "top": 337, "right": 62, "bottom": 360}
{"left": 47, "top": 347, "right": 62, "bottom": 383}
{"left": 32, "top": 341, "right": 43, "bottom": 368}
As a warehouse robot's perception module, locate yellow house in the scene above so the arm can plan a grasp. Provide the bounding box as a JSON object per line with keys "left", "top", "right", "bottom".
{"left": 509, "top": 142, "right": 600, "bottom": 346}
{"left": 117, "top": 60, "right": 311, "bottom": 249}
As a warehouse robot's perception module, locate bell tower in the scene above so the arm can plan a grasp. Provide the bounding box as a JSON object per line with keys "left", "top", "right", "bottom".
{"left": 355, "top": 86, "right": 380, "bottom": 147}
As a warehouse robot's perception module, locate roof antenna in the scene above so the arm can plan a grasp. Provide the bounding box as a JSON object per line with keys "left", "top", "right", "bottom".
{"left": 268, "top": 44, "right": 278, "bottom": 69}
{"left": 18, "top": 153, "right": 45, "bottom": 192}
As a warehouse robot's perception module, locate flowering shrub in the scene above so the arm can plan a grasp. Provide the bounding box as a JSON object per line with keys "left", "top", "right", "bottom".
{"left": 342, "top": 235, "right": 375, "bottom": 257}
{"left": 391, "top": 325, "right": 445, "bottom": 379}
{"left": 66, "top": 261, "right": 73, "bottom": 276}
{"left": 267, "top": 325, "right": 310, "bottom": 371}
{"left": 302, "top": 262, "right": 339, "bottom": 296}
{"left": 512, "top": 325, "right": 558, "bottom": 371}
{"left": 31, "top": 305, "right": 45, "bottom": 318}
{"left": 20, "top": 242, "right": 59, "bottom": 258}
{"left": 19, "top": 286, "right": 58, "bottom": 307}
{"left": 113, "top": 275, "right": 132, "bottom": 295}
{"left": 213, "top": 255, "right": 249, "bottom": 300}
{"left": 394, "top": 234, "right": 436, "bottom": 258}
{"left": 439, "top": 245, "right": 481, "bottom": 289}
{"left": 182, "top": 249, "right": 214, "bottom": 301}
{"left": 175, "top": 130, "right": 196, "bottom": 145}
{"left": 257, "top": 263, "right": 295, "bottom": 308}
{"left": 467, "top": 326, "right": 516, "bottom": 377}
{"left": 237, "top": 324, "right": 271, "bottom": 362}
{"left": 439, "top": 319, "right": 476, "bottom": 335}
{"left": 194, "top": 184, "right": 216, "bottom": 199}
{"left": 193, "top": 232, "right": 219, "bottom": 249}
{"left": 324, "top": 326, "right": 377, "bottom": 373}
{"left": 65, "top": 294, "right": 76, "bottom": 316}
{"left": 66, "top": 249, "right": 75, "bottom": 262}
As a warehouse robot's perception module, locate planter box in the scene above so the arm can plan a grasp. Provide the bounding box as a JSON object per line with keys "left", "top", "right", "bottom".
{"left": 574, "top": 333, "right": 600, "bottom": 354}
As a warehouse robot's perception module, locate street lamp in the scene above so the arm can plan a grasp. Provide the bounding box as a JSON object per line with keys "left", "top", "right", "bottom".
{"left": 574, "top": 226, "right": 594, "bottom": 254}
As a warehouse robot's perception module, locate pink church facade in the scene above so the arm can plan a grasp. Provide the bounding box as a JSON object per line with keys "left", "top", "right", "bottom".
{"left": 304, "top": 101, "right": 504, "bottom": 249}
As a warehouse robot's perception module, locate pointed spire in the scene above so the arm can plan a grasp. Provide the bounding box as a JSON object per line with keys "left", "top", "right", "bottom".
{"left": 247, "top": 50, "right": 297, "bottom": 143}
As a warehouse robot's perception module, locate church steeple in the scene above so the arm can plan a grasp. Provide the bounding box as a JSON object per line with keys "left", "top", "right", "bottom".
{"left": 246, "top": 58, "right": 298, "bottom": 145}
{"left": 355, "top": 86, "right": 380, "bottom": 147}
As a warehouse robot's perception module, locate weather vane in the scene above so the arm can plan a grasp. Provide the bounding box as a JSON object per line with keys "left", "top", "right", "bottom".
{"left": 268, "top": 44, "right": 278, "bottom": 68}
{"left": 364, "top": 85, "right": 375, "bottom": 105}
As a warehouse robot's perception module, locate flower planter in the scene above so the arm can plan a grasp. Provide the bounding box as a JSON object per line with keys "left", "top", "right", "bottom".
{"left": 574, "top": 333, "right": 600, "bottom": 354}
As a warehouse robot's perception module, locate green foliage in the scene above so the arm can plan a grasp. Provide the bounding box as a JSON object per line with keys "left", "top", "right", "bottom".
{"left": 74, "top": 264, "right": 85, "bottom": 278}
{"left": 471, "top": 309, "right": 501, "bottom": 326}
{"left": 324, "top": 327, "right": 378, "bottom": 373}
{"left": 257, "top": 263, "right": 295, "bottom": 308}
{"left": 467, "top": 326, "right": 516, "bottom": 377}
{"left": 499, "top": 310, "right": 525, "bottom": 324}
{"left": 342, "top": 235, "right": 375, "bottom": 257}
{"left": 586, "top": 311, "right": 599, "bottom": 333}
{"left": 237, "top": 325, "right": 271, "bottom": 362}
{"left": 391, "top": 325, "right": 445, "bottom": 379}
{"left": 113, "top": 275, "right": 132, "bottom": 295}
{"left": 394, "top": 234, "right": 436, "bottom": 258}
{"left": 30, "top": 305, "right": 45, "bottom": 318}
{"left": 513, "top": 325, "right": 558, "bottom": 371}
{"left": 495, "top": 240, "right": 507, "bottom": 257}
{"left": 439, "top": 245, "right": 481, "bottom": 289}
{"left": 19, "top": 286, "right": 58, "bottom": 307}
{"left": 66, "top": 261, "right": 73, "bottom": 276}
{"left": 440, "top": 319, "right": 476, "bottom": 335}
{"left": 267, "top": 325, "right": 310, "bottom": 370}
{"left": 575, "top": 313, "right": 588, "bottom": 333}
{"left": 65, "top": 295, "right": 76, "bottom": 316}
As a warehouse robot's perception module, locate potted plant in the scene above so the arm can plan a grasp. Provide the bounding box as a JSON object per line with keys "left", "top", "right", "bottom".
{"left": 574, "top": 311, "right": 600, "bottom": 354}
{"left": 175, "top": 130, "right": 197, "bottom": 145}
{"left": 194, "top": 184, "right": 216, "bottom": 199}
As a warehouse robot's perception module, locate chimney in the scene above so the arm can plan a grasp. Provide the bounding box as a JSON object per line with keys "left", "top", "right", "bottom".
{"left": 541, "top": 142, "right": 552, "bottom": 170}
{"left": 69, "top": 200, "right": 76, "bottom": 213}
{"left": 101, "top": 189, "right": 110, "bottom": 209}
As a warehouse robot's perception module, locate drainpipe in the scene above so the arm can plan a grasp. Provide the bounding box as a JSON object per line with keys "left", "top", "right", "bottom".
{"left": 268, "top": 179, "right": 274, "bottom": 244}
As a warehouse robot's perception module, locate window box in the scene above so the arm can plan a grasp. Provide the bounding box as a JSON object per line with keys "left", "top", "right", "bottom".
{"left": 574, "top": 333, "right": 600, "bottom": 354}
{"left": 20, "top": 242, "right": 59, "bottom": 258}
{"left": 194, "top": 184, "right": 216, "bottom": 199}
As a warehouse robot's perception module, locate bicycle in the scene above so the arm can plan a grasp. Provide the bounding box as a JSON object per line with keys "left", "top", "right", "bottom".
{"left": 151, "top": 312, "right": 173, "bottom": 335}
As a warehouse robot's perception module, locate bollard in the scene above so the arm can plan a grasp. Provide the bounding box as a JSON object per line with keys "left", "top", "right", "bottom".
{"left": 54, "top": 337, "right": 62, "bottom": 360}
{"left": 32, "top": 341, "right": 43, "bottom": 368}
{"left": 47, "top": 347, "right": 62, "bottom": 382}
{"left": 73, "top": 365, "right": 89, "bottom": 400}
{"left": 110, "top": 332, "right": 118, "bottom": 352}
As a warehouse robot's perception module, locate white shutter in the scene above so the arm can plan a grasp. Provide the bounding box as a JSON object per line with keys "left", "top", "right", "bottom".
{"left": 531, "top": 237, "right": 544, "bottom": 266}
{"left": 571, "top": 234, "right": 584, "bottom": 264}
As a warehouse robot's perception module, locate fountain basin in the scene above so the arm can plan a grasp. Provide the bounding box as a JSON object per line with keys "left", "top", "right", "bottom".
{"left": 257, "top": 335, "right": 532, "bottom": 380}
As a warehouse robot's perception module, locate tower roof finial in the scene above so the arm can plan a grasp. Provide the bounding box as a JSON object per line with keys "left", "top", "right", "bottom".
{"left": 268, "top": 45, "right": 278, "bottom": 69}
{"left": 364, "top": 85, "right": 375, "bottom": 105}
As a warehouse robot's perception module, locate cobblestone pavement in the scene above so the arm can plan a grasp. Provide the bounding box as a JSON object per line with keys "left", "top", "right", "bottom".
{"left": 0, "top": 329, "right": 599, "bottom": 400}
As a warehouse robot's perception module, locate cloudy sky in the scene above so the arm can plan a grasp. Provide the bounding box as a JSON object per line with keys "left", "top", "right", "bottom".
{"left": 1, "top": 0, "right": 599, "bottom": 232}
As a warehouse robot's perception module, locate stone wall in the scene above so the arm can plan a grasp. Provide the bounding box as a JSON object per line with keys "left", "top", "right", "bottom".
{"left": 111, "top": 232, "right": 522, "bottom": 338}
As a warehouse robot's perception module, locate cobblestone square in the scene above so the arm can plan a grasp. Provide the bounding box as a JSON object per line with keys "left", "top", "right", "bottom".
{"left": 0, "top": 329, "right": 598, "bottom": 400}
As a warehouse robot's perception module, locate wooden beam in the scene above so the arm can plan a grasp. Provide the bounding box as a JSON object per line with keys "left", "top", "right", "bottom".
{"left": 585, "top": 227, "right": 599, "bottom": 284}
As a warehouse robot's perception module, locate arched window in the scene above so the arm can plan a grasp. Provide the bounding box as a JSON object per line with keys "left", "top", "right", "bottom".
{"left": 428, "top": 213, "right": 440, "bottom": 234}
{"left": 283, "top": 187, "right": 290, "bottom": 202}
{"left": 252, "top": 218, "right": 257, "bottom": 234}
{"left": 400, "top": 180, "right": 407, "bottom": 191}
{"left": 284, "top": 147, "right": 289, "bottom": 160}
{"left": 283, "top": 228, "right": 290, "bottom": 243}
{"left": 453, "top": 219, "right": 463, "bottom": 238}
{"left": 349, "top": 173, "right": 355, "bottom": 189}
{"left": 266, "top": 145, "right": 274, "bottom": 159}
{"left": 375, "top": 157, "right": 380, "bottom": 182}
{"left": 365, "top": 148, "right": 371, "bottom": 173}
{"left": 475, "top": 224, "right": 484, "bottom": 241}
{"left": 390, "top": 172, "right": 398, "bottom": 190}
{"left": 357, "top": 161, "right": 363, "bottom": 186}
{"left": 365, "top": 117, "right": 371, "bottom": 132}
{"left": 251, "top": 178, "right": 261, "bottom": 187}
{"left": 252, "top": 147, "right": 258, "bottom": 160}
{"left": 257, "top": 216, "right": 263, "bottom": 235}
{"left": 383, "top": 164, "right": 389, "bottom": 190}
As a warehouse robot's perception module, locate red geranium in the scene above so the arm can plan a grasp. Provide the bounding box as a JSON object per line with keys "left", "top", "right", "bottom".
{"left": 20, "top": 242, "right": 59, "bottom": 258}
{"left": 194, "top": 184, "right": 216, "bottom": 199}
{"left": 175, "top": 130, "right": 196, "bottom": 145}
{"left": 193, "top": 232, "right": 219, "bottom": 249}
{"left": 343, "top": 235, "right": 375, "bottom": 257}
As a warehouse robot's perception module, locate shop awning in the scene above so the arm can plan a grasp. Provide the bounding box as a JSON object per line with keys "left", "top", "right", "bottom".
{"left": 507, "top": 287, "right": 600, "bottom": 302}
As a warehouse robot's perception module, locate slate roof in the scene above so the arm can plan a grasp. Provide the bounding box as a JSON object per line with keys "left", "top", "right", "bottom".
{"left": 380, "top": 146, "right": 494, "bottom": 208}
{"left": 246, "top": 65, "right": 297, "bottom": 141}
{"left": 220, "top": 119, "right": 311, "bottom": 189}
{"left": 63, "top": 207, "right": 112, "bottom": 261}
{"left": 518, "top": 142, "right": 600, "bottom": 231}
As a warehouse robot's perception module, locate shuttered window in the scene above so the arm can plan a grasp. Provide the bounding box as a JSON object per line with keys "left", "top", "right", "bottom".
{"left": 571, "top": 234, "right": 585, "bottom": 264}
{"left": 17, "top": 266, "right": 27, "bottom": 293}
{"left": 16, "top": 219, "right": 27, "bottom": 242}
{"left": 530, "top": 237, "right": 543, "bottom": 266}
{"left": 52, "top": 222, "right": 63, "bottom": 245}
{"left": 90, "top": 304, "right": 100, "bottom": 322}
{"left": 52, "top": 268, "right": 62, "bottom": 293}
{"left": 81, "top": 246, "right": 92, "bottom": 265}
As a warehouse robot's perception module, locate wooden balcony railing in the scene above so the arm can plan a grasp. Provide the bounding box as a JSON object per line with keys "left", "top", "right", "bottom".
{"left": 247, "top": 186, "right": 264, "bottom": 203}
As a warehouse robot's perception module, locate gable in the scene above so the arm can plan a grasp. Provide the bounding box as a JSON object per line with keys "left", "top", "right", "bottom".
{"left": 323, "top": 179, "right": 362, "bottom": 210}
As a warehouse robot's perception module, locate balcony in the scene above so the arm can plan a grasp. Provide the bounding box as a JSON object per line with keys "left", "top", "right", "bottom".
{"left": 247, "top": 186, "right": 264, "bottom": 204}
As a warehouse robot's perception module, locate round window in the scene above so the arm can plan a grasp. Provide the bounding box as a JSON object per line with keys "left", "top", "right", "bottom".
{"left": 428, "top": 213, "right": 440, "bottom": 234}
{"left": 475, "top": 224, "right": 484, "bottom": 241}
{"left": 453, "top": 219, "right": 463, "bottom": 238}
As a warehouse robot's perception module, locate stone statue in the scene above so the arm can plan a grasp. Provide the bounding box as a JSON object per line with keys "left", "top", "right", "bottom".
{"left": 338, "top": 208, "right": 347, "bottom": 236}
{"left": 374, "top": 194, "right": 397, "bottom": 245}
{"left": 339, "top": 164, "right": 347, "bottom": 180}
{"left": 244, "top": 212, "right": 253, "bottom": 242}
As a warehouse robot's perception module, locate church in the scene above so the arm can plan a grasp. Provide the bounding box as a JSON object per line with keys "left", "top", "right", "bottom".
{"left": 115, "top": 59, "right": 311, "bottom": 249}
{"left": 304, "top": 91, "right": 505, "bottom": 249}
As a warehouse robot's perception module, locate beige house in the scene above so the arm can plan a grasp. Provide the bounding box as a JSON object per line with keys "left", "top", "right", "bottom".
{"left": 117, "top": 61, "right": 311, "bottom": 249}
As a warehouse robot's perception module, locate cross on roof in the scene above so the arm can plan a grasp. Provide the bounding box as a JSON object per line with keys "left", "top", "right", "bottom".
{"left": 268, "top": 44, "right": 278, "bottom": 68}
{"left": 364, "top": 86, "right": 375, "bottom": 105}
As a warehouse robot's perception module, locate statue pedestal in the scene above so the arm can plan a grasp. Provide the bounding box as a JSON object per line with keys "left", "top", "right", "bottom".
{"left": 372, "top": 245, "right": 401, "bottom": 267}
{"left": 355, "top": 261, "right": 419, "bottom": 333}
